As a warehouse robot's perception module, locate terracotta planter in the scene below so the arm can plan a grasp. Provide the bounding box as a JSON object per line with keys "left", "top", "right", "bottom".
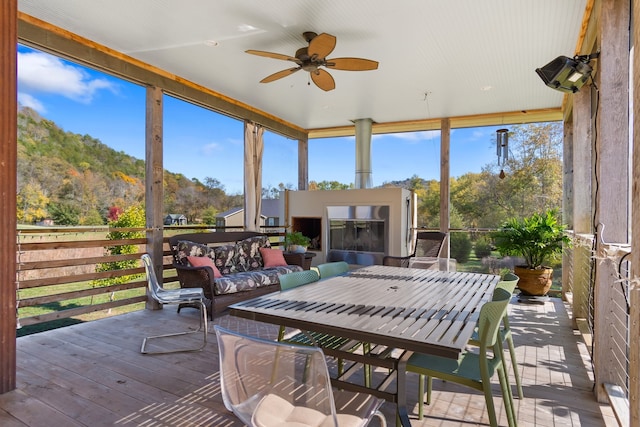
{"left": 514, "top": 265, "right": 553, "bottom": 296}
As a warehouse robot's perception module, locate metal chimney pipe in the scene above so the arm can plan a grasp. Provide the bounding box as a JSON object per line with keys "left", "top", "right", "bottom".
{"left": 355, "top": 118, "right": 373, "bottom": 188}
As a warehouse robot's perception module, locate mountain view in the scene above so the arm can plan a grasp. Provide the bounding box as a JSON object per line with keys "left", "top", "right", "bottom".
{"left": 16, "top": 106, "right": 243, "bottom": 226}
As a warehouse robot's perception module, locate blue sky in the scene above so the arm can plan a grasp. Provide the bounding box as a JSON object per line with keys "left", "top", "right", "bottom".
{"left": 17, "top": 45, "right": 501, "bottom": 194}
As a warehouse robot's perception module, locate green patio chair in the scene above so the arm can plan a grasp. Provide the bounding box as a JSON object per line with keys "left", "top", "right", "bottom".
{"left": 467, "top": 272, "right": 524, "bottom": 399}
{"left": 317, "top": 261, "right": 349, "bottom": 278}
{"left": 277, "top": 269, "right": 362, "bottom": 379}
{"left": 408, "top": 290, "right": 517, "bottom": 427}
{"left": 419, "top": 273, "right": 523, "bottom": 408}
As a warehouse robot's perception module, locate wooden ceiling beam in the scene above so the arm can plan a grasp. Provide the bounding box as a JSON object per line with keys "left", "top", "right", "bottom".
{"left": 308, "top": 108, "right": 563, "bottom": 139}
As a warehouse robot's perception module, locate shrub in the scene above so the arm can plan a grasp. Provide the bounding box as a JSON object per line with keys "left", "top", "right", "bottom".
{"left": 474, "top": 236, "right": 492, "bottom": 258}
{"left": 450, "top": 232, "right": 472, "bottom": 264}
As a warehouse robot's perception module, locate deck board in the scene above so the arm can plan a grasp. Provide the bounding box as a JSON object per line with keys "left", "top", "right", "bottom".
{"left": 1, "top": 297, "right": 617, "bottom": 426}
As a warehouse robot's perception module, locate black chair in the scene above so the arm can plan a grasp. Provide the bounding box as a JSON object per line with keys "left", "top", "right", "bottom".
{"left": 383, "top": 231, "right": 446, "bottom": 267}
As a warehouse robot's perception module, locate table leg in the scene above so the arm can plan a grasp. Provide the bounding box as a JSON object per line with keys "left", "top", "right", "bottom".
{"left": 396, "top": 350, "right": 412, "bottom": 427}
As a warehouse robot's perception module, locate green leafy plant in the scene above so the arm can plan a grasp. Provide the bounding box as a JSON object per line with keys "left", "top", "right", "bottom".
{"left": 492, "top": 209, "right": 571, "bottom": 269}
{"left": 285, "top": 231, "right": 311, "bottom": 248}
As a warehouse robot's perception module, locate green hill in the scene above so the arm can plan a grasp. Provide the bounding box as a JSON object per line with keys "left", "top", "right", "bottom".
{"left": 16, "top": 107, "right": 240, "bottom": 225}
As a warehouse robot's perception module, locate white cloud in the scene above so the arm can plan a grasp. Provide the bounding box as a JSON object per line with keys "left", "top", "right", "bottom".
{"left": 385, "top": 130, "right": 441, "bottom": 142}
{"left": 17, "top": 93, "right": 46, "bottom": 113}
{"left": 17, "top": 51, "right": 117, "bottom": 103}
{"left": 201, "top": 142, "right": 221, "bottom": 155}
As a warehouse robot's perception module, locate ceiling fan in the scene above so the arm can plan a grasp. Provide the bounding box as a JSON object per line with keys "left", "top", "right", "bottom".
{"left": 245, "top": 31, "right": 378, "bottom": 91}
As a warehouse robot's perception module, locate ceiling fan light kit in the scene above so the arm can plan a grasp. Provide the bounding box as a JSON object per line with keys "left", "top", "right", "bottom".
{"left": 246, "top": 32, "right": 378, "bottom": 91}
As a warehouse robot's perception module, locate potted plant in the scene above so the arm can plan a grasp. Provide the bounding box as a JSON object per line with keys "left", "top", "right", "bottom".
{"left": 492, "top": 209, "right": 572, "bottom": 296}
{"left": 285, "top": 231, "right": 311, "bottom": 254}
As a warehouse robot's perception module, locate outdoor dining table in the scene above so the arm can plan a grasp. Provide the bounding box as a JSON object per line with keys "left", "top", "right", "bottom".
{"left": 229, "top": 264, "right": 500, "bottom": 426}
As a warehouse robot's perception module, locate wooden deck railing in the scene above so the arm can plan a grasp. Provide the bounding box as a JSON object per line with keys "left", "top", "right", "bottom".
{"left": 15, "top": 226, "right": 286, "bottom": 331}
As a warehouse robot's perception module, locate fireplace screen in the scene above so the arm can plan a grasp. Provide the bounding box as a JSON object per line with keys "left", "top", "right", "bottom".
{"left": 329, "top": 220, "right": 385, "bottom": 253}
{"left": 326, "top": 206, "right": 388, "bottom": 264}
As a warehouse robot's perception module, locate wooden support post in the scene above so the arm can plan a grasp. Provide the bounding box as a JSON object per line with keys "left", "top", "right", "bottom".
{"left": 145, "top": 86, "right": 163, "bottom": 310}
{"left": 298, "top": 138, "right": 308, "bottom": 191}
{"left": 440, "top": 118, "right": 451, "bottom": 258}
{"left": 630, "top": 0, "right": 640, "bottom": 423}
{"left": 572, "top": 86, "right": 593, "bottom": 321}
{"left": 0, "top": 0, "right": 17, "bottom": 394}
{"left": 562, "top": 119, "right": 574, "bottom": 299}
{"left": 593, "top": 0, "right": 630, "bottom": 403}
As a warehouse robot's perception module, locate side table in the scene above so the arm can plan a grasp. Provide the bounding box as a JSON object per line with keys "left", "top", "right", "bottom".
{"left": 283, "top": 251, "right": 317, "bottom": 270}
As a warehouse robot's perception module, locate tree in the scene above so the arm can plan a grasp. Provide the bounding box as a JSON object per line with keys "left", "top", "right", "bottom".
{"left": 48, "top": 202, "right": 80, "bottom": 225}
{"left": 201, "top": 206, "right": 218, "bottom": 225}
{"left": 94, "top": 204, "right": 145, "bottom": 286}
{"left": 80, "top": 208, "right": 105, "bottom": 225}
{"left": 17, "top": 182, "right": 50, "bottom": 224}
{"left": 309, "top": 180, "right": 353, "bottom": 190}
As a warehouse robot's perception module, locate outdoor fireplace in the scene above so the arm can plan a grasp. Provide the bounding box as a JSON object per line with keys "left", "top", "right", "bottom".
{"left": 282, "top": 188, "right": 415, "bottom": 266}
{"left": 291, "top": 217, "right": 321, "bottom": 250}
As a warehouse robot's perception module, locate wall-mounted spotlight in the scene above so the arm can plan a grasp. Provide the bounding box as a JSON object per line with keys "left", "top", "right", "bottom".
{"left": 535, "top": 53, "right": 599, "bottom": 93}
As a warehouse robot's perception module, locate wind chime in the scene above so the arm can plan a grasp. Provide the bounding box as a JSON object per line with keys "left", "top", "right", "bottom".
{"left": 496, "top": 128, "right": 509, "bottom": 179}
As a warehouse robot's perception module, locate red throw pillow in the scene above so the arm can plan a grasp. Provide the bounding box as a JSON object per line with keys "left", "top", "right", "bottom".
{"left": 187, "top": 256, "right": 222, "bottom": 278}
{"left": 259, "top": 247, "right": 288, "bottom": 268}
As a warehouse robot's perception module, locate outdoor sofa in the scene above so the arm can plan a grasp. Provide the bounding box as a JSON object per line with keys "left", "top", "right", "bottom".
{"left": 169, "top": 231, "right": 303, "bottom": 319}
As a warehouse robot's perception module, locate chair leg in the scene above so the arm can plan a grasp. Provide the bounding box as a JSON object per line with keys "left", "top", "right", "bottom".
{"left": 497, "top": 365, "right": 517, "bottom": 427}
{"left": 481, "top": 379, "right": 499, "bottom": 427}
{"left": 141, "top": 301, "right": 208, "bottom": 354}
{"left": 417, "top": 374, "right": 424, "bottom": 420}
{"left": 506, "top": 334, "right": 524, "bottom": 399}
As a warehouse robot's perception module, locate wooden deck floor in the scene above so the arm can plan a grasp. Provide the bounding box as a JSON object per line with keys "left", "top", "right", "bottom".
{"left": 0, "top": 296, "right": 617, "bottom": 426}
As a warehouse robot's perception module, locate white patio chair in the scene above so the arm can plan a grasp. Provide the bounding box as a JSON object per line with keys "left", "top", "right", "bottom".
{"left": 140, "top": 253, "right": 208, "bottom": 354}
{"left": 215, "top": 325, "right": 387, "bottom": 427}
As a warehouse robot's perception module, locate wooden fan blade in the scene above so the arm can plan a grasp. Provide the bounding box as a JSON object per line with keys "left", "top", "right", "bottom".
{"left": 260, "top": 67, "right": 301, "bottom": 83}
{"left": 245, "top": 50, "right": 301, "bottom": 64}
{"left": 311, "top": 69, "right": 335, "bottom": 91}
{"left": 325, "top": 57, "right": 379, "bottom": 71}
{"left": 308, "top": 33, "right": 336, "bottom": 59}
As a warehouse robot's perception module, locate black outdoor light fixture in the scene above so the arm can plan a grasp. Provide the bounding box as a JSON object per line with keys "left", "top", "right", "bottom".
{"left": 535, "top": 53, "right": 599, "bottom": 93}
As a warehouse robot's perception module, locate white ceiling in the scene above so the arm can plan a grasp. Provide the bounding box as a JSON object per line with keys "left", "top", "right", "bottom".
{"left": 18, "top": 0, "right": 587, "bottom": 131}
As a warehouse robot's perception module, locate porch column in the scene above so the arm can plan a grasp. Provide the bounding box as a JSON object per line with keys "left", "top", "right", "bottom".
{"left": 0, "top": 0, "right": 17, "bottom": 394}
{"left": 145, "top": 86, "right": 163, "bottom": 311}
{"left": 562, "top": 119, "right": 574, "bottom": 299}
{"left": 440, "top": 118, "right": 451, "bottom": 259}
{"left": 593, "top": 0, "right": 630, "bottom": 403}
{"left": 572, "top": 87, "right": 593, "bottom": 322}
{"left": 298, "top": 138, "right": 309, "bottom": 190}
{"left": 354, "top": 118, "right": 373, "bottom": 189}
{"left": 630, "top": 0, "right": 640, "bottom": 423}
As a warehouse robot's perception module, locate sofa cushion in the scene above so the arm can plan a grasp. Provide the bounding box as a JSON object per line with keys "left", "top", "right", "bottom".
{"left": 187, "top": 255, "right": 222, "bottom": 278}
{"left": 259, "top": 247, "right": 288, "bottom": 268}
{"left": 236, "top": 235, "right": 271, "bottom": 272}
{"left": 213, "top": 244, "right": 238, "bottom": 275}
{"left": 214, "top": 265, "right": 303, "bottom": 295}
{"left": 174, "top": 240, "right": 215, "bottom": 266}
